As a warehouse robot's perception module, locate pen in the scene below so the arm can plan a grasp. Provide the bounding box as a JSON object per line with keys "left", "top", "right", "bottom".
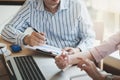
{"left": 33, "top": 28, "right": 47, "bottom": 42}
{"left": 33, "top": 28, "right": 38, "bottom": 32}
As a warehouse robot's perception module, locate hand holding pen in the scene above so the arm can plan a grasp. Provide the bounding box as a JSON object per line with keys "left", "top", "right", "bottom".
{"left": 23, "top": 28, "right": 47, "bottom": 46}
{"left": 33, "top": 28, "right": 47, "bottom": 41}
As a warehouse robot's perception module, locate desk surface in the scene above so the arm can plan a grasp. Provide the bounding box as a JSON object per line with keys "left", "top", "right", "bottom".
{"left": 0, "top": 55, "right": 10, "bottom": 80}
{"left": 0, "top": 36, "right": 36, "bottom": 56}
{"left": 0, "top": 0, "right": 25, "bottom": 5}
{"left": 104, "top": 56, "right": 120, "bottom": 75}
{"left": 0, "top": 37, "right": 102, "bottom": 80}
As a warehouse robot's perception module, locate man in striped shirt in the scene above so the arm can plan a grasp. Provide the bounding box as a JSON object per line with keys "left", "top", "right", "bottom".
{"left": 1, "top": 0, "right": 95, "bottom": 53}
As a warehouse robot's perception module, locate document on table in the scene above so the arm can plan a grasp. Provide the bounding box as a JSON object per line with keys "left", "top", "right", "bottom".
{"left": 25, "top": 45, "right": 62, "bottom": 56}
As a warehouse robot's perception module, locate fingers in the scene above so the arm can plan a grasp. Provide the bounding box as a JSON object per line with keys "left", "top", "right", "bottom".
{"left": 61, "top": 51, "right": 68, "bottom": 59}
{"left": 77, "top": 58, "right": 90, "bottom": 71}
{"left": 55, "top": 54, "right": 68, "bottom": 65}
{"left": 77, "top": 58, "right": 97, "bottom": 74}
{"left": 29, "top": 32, "right": 46, "bottom": 46}
{"left": 55, "top": 52, "right": 69, "bottom": 69}
{"left": 33, "top": 32, "right": 46, "bottom": 41}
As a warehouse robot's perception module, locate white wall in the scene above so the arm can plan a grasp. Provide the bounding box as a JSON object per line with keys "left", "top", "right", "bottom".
{"left": 0, "top": 5, "right": 21, "bottom": 33}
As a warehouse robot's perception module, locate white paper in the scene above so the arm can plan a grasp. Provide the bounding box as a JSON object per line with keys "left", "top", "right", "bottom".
{"left": 0, "top": 43, "right": 11, "bottom": 56}
{"left": 25, "top": 44, "right": 62, "bottom": 55}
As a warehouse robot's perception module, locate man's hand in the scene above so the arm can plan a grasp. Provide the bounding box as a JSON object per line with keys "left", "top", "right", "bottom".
{"left": 24, "top": 32, "right": 46, "bottom": 46}
{"left": 77, "top": 58, "right": 105, "bottom": 80}
{"left": 63, "top": 47, "right": 81, "bottom": 55}
{"left": 55, "top": 51, "right": 69, "bottom": 69}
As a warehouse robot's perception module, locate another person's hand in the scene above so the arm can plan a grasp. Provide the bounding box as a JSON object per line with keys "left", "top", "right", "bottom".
{"left": 24, "top": 32, "right": 46, "bottom": 46}
{"left": 55, "top": 51, "right": 85, "bottom": 69}
{"left": 63, "top": 47, "right": 81, "bottom": 55}
{"left": 77, "top": 58, "right": 105, "bottom": 80}
{"left": 55, "top": 51, "right": 69, "bottom": 69}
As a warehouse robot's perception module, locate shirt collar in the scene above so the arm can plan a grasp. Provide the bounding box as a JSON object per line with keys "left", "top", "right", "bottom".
{"left": 36, "top": 0, "right": 44, "bottom": 11}
{"left": 59, "top": 0, "right": 69, "bottom": 10}
{"left": 36, "top": 0, "right": 69, "bottom": 11}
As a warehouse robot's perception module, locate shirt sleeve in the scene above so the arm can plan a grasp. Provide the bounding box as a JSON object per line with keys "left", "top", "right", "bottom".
{"left": 90, "top": 32, "right": 120, "bottom": 62}
{"left": 77, "top": 0, "right": 95, "bottom": 51}
{"left": 1, "top": 0, "right": 31, "bottom": 46}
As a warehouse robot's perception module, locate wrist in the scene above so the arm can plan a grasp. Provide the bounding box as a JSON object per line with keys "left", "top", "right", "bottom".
{"left": 68, "top": 55, "right": 75, "bottom": 65}
{"left": 76, "top": 47, "right": 81, "bottom": 52}
{"left": 68, "top": 54, "right": 79, "bottom": 65}
{"left": 85, "top": 51, "right": 95, "bottom": 61}
{"left": 23, "top": 35, "right": 30, "bottom": 45}
{"left": 68, "top": 55, "right": 72, "bottom": 65}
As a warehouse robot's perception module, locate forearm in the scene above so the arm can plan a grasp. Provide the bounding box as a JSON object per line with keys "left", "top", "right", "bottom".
{"left": 1, "top": 25, "right": 27, "bottom": 45}
{"left": 1, "top": 0, "right": 31, "bottom": 45}
{"left": 68, "top": 51, "right": 95, "bottom": 65}
{"left": 68, "top": 53, "right": 84, "bottom": 65}
{"left": 90, "top": 32, "right": 120, "bottom": 63}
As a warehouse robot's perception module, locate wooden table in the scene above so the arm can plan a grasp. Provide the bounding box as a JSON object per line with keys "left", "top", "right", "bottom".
{"left": 0, "top": 36, "right": 40, "bottom": 80}
{"left": 0, "top": 0, "right": 25, "bottom": 5}
{"left": 0, "top": 55, "right": 10, "bottom": 80}
{"left": 0, "top": 36, "right": 39, "bottom": 56}
{"left": 104, "top": 56, "right": 120, "bottom": 75}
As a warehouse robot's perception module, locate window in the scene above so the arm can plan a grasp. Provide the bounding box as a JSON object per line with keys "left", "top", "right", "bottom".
{"left": 85, "top": 0, "right": 120, "bottom": 39}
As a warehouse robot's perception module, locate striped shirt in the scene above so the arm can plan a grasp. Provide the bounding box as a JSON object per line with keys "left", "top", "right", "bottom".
{"left": 1, "top": 0, "right": 95, "bottom": 51}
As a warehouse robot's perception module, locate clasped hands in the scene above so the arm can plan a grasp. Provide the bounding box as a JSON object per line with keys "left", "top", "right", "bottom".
{"left": 55, "top": 51, "right": 104, "bottom": 80}
{"left": 55, "top": 47, "right": 81, "bottom": 69}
